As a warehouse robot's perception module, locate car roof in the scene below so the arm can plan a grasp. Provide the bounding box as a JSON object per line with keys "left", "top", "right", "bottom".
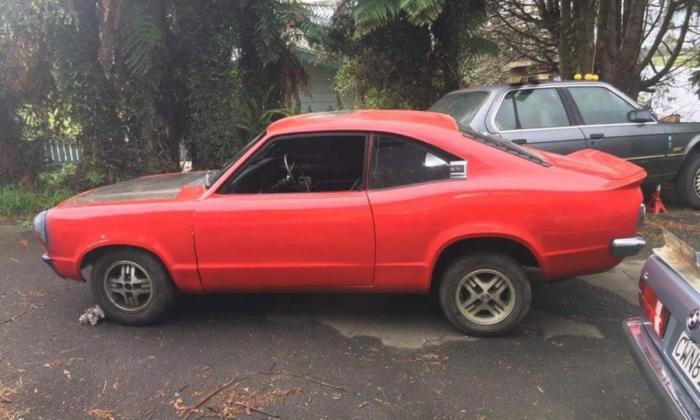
{"left": 267, "top": 110, "right": 459, "bottom": 136}
{"left": 443, "top": 80, "right": 615, "bottom": 95}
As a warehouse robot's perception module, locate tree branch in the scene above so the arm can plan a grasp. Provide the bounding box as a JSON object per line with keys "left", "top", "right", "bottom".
{"left": 641, "top": 3, "right": 692, "bottom": 88}
{"left": 639, "top": 0, "right": 680, "bottom": 68}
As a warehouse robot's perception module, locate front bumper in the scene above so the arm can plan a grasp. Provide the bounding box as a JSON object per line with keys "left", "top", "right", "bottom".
{"left": 623, "top": 318, "right": 699, "bottom": 420}
{"left": 41, "top": 253, "right": 63, "bottom": 278}
{"left": 610, "top": 236, "right": 646, "bottom": 257}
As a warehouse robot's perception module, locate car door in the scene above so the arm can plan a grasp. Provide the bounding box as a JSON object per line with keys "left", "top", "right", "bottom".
{"left": 366, "top": 133, "right": 465, "bottom": 291}
{"left": 486, "top": 87, "right": 587, "bottom": 154}
{"left": 565, "top": 85, "right": 670, "bottom": 179}
{"left": 194, "top": 133, "right": 375, "bottom": 292}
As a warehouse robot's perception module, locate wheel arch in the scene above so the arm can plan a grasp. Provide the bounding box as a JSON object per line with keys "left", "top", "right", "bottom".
{"left": 683, "top": 133, "right": 700, "bottom": 156}
{"left": 430, "top": 235, "right": 542, "bottom": 292}
{"left": 78, "top": 244, "right": 172, "bottom": 282}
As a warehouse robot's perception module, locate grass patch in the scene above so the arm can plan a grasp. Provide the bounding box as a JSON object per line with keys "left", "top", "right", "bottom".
{"left": 0, "top": 185, "right": 74, "bottom": 219}
{"left": 650, "top": 53, "right": 694, "bottom": 68}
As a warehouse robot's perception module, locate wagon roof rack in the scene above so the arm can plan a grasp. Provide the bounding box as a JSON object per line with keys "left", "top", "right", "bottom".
{"left": 505, "top": 60, "right": 557, "bottom": 85}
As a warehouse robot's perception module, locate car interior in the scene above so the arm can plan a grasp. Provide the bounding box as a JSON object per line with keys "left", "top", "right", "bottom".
{"left": 222, "top": 134, "right": 366, "bottom": 194}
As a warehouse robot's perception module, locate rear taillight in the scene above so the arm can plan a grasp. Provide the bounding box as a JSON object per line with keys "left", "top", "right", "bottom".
{"left": 639, "top": 277, "right": 670, "bottom": 338}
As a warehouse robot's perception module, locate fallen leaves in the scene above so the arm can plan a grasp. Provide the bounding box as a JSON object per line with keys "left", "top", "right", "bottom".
{"left": 640, "top": 207, "right": 700, "bottom": 252}
{"left": 172, "top": 373, "right": 307, "bottom": 419}
{"left": 43, "top": 357, "right": 84, "bottom": 368}
{"left": 0, "top": 378, "right": 25, "bottom": 420}
{"left": 88, "top": 408, "right": 115, "bottom": 420}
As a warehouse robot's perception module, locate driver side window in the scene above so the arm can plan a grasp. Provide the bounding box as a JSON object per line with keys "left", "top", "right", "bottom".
{"left": 222, "top": 134, "right": 367, "bottom": 194}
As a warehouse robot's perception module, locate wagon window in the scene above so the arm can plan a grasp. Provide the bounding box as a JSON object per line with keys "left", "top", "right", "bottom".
{"left": 222, "top": 134, "right": 367, "bottom": 194}
{"left": 370, "top": 135, "right": 460, "bottom": 189}
{"left": 568, "top": 86, "right": 637, "bottom": 125}
{"left": 494, "top": 88, "right": 570, "bottom": 130}
{"left": 429, "top": 91, "right": 488, "bottom": 124}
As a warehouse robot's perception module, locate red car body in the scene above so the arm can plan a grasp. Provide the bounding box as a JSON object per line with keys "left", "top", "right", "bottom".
{"left": 41, "top": 111, "right": 646, "bottom": 296}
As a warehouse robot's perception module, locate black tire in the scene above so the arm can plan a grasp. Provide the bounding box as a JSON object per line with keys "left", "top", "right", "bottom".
{"left": 438, "top": 253, "right": 531, "bottom": 337}
{"left": 90, "top": 249, "right": 177, "bottom": 325}
{"left": 676, "top": 152, "right": 700, "bottom": 209}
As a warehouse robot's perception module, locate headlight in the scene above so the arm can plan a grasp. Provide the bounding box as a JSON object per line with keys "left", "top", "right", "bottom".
{"left": 33, "top": 210, "right": 49, "bottom": 250}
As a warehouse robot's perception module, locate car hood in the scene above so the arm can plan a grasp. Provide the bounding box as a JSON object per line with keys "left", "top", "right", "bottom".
{"left": 62, "top": 171, "right": 206, "bottom": 206}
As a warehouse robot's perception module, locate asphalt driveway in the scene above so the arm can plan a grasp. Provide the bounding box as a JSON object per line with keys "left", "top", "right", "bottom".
{"left": 0, "top": 223, "right": 666, "bottom": 419}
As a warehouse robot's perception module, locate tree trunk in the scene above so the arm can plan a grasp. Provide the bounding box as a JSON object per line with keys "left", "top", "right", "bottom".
{"left": 594, "top": 0, "right": 648, "bottom": 98}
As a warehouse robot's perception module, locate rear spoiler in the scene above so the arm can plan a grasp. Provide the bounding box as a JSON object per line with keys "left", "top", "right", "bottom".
{"left": 654, "top": 229, "right": 700, "bottom": 290}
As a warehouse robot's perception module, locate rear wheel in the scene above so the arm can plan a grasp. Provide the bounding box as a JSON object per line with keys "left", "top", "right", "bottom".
{"left": 90, "top": 249, "right": 177, "bottom": 325}
{"left": 676, "top": 152, "right": 700, "bottom": 209}
{"left": 438, "top": 253, "right": 531, "bottom": 336}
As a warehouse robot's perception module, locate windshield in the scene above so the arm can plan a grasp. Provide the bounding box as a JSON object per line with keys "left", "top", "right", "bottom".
{"left": 458, "top": 124, "right": 550, "bottom": 167}
{"left": 205, "top": 131, "right": 266, "bottom": 188}
{"left": 429, "top": 91, "right": 488, "bottom": 124}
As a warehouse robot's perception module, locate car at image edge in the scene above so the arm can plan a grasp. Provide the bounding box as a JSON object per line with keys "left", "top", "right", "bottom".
{"left": 625, "top": 230, "right": 700, "bottom": 419}
{"left": 34, "top": 110, "right": 647, "bottom": 335}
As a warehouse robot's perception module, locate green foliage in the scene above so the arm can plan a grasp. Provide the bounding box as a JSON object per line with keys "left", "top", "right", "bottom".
{"left": 0, "top": 186, "right": 74, "bottom": 218}
{"left": 0, "top": 170, "right": 74, "bottom": 218}
{"left": 329, "top": 0, "right": 490, "bottom": 109}
{"left": 0, "top": 0, "right": 319, "bottom": 188}
{"left": 352, "top": 0, "right": 446, "bottom": 35}
{"left": 120, "top": 3, "right": 162, "bottom": 79}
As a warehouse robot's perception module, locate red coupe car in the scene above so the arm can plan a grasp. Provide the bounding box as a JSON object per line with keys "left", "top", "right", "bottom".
{"left": 34, "top": 110, "right": 647, "bottom": 335}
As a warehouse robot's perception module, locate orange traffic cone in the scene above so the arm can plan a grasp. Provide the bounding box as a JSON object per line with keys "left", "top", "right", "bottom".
{"left": 647, "top": 184, "right": 667, "bottom": 214}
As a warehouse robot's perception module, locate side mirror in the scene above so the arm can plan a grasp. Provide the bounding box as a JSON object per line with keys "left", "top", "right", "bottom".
{"left": 627, "top": 109, "right": 655, "bottom": 123}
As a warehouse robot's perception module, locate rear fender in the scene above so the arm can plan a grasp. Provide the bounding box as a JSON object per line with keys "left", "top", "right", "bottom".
{"left": 428, "top": 224, "right": 546, "bottom": 278}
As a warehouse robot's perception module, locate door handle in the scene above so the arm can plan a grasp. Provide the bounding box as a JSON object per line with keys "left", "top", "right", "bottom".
{"left": 589, "top": 133, "right": 605, "bottom": 139}
{"left": 512, "top": 138, "right": 527, "bottom": 145}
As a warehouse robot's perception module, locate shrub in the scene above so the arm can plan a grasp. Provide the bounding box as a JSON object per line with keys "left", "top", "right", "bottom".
{"left": 0, "top": 185, "right": 72, "bottom": 218}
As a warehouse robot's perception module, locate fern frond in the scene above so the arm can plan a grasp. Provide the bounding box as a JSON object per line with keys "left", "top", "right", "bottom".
{"left": 352, "top": 0, "right": 401, "bottom": 36}
{"left": 119, "top": 3, "right": 161, "bottom": 78}
{"left": 401, "top": 0, "right": 445, "bottom": 26}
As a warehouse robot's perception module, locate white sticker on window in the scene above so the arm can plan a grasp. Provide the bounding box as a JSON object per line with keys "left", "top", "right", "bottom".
{"left": 449, "top": 161, "right": 468, "bottom": 179}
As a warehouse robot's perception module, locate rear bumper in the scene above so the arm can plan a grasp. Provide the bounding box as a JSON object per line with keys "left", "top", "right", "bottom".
{"left": 610, "top": 236, "right": 646, "bottom": 257}
{"left": 623, "top": 317, "right": 699, "bottom": 420}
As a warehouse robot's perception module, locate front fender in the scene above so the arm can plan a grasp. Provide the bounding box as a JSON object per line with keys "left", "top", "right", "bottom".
{"left": 46, "top": 203, "right": 202, "bottom": 293}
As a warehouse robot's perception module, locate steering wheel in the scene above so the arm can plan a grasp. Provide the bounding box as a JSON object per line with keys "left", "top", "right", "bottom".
{"left": 284, "top": 154, "right": 296, "bottom": 180}
{"left": 282, "top": 154, "right": 310, "bottom": 192}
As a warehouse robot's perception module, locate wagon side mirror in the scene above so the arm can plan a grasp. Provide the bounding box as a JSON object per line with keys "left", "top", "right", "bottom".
{"left": 627, "top": 109, "right": 655, "bottom": 123}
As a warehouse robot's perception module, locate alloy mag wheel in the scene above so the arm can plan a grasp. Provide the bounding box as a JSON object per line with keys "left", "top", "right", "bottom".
{"left": 439, "top": 253, "right": 531, "bottom": 336}
{"left": 694, "top": 167, "right": 700, "bottom": 199}
{"left": 103, "top": 260, "right": 154, "bottom": 312}
{"left": 454, "top": 268, "right": 516, "bottom": 326}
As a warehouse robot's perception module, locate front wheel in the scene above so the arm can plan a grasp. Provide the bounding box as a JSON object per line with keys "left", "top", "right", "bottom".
{"left": 676, "top": 152, "right": 700, "bottom": 210}
{"left": 90, "top": 249, "right": 177, "bottom": 325}
{"left": 438, "top": 253, "right": 531, "bottom": 336}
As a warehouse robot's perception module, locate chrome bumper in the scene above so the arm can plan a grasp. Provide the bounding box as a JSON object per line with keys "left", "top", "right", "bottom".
{"left": 610, "top": 236, "right": 646, "bottom": 257}
{"left": 623, "top": 318, "right": 699, "bottom": 420}
{"left": 41, "top": 253, "right": 62, "bottom": 278}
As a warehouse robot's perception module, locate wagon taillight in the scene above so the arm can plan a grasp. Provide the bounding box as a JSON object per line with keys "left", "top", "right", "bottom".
{"left": 639, "top": 277, "right": 669, "bottom": 338}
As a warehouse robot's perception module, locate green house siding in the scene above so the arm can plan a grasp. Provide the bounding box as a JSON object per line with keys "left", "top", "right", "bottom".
{"left": 299, "top": 62, "right": 340, "bottom": 113}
